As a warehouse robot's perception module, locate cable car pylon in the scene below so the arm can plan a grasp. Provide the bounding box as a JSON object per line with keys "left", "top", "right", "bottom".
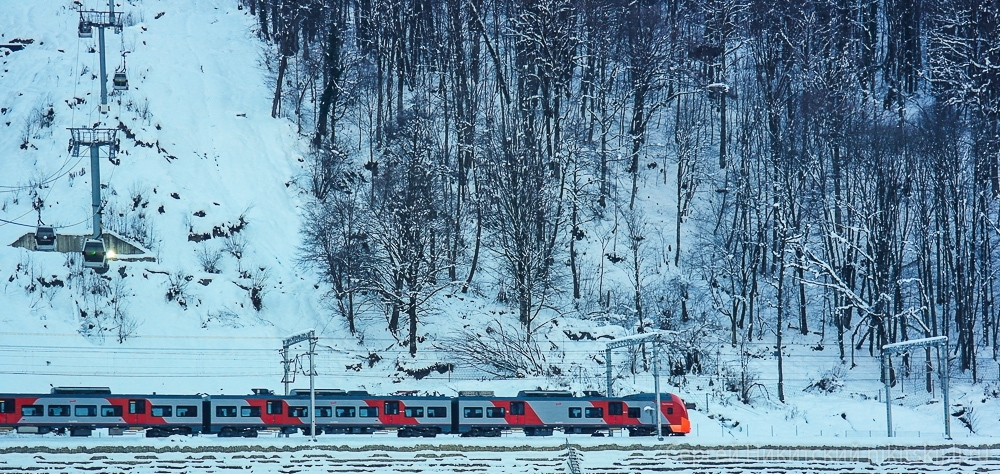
{"left": 77, "top": 2, "right": 123, "bottom": 113}
{"left": 68, "top": 127, "right": 118, "bottom": 271}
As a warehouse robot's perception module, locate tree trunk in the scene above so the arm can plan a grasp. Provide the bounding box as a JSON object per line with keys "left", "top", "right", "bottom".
{"left": 271, "top": 54, "right": 287, "bottom": 118}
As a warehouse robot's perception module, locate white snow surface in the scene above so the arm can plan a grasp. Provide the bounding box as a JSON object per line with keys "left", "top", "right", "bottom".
{"left": 2, "top": 1, "right": 999, "bottom": 463}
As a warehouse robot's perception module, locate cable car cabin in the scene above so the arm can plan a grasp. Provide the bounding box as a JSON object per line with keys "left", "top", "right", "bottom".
{"left": 81, "top": 239, "right": 107, "bottom": 269}
{"left": 78, "top": 22, "right": 93, "bottom": 38}
{"left": 113, "top": 72, "right": 128, "bottom": 91}
{"left": 34, "top": 226, "right": 56, "bottom": 251}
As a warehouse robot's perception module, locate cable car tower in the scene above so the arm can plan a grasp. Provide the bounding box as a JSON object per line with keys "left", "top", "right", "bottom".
{"left": 68, "top": 127, "right": 118, "bottom": 270}
{"left": 78, "top": 2, "right": 123, "bottom": 113}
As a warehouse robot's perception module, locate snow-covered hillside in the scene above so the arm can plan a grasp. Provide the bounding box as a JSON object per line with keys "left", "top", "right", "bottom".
{"left": 1, "top": 0, "right": 998, "bottom": 444}
{"left": 1, "top": 0, "right": 329, "bottom": 392}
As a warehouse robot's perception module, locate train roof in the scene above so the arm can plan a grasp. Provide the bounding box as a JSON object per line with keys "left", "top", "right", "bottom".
{"left": 50, "top": 387, "right": 111, "bottom": 395}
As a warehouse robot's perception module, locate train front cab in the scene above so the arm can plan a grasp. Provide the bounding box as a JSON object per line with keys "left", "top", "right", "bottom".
{"left": 620, "top": 392, "right": 690, "bottom": 436}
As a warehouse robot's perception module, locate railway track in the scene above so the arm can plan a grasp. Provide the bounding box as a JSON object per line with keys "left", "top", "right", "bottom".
{"left": 1, "top": 440, "right": 997, "bottom": 473}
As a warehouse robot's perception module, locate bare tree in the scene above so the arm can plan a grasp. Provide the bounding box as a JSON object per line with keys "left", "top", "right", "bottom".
{"left": 367, "top": 106, "right": 451, "bottom": 355}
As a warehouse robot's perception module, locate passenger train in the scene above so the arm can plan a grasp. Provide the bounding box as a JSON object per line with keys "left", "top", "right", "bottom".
{"left": 0, "top": 387, "right": 691, "bottom": 438}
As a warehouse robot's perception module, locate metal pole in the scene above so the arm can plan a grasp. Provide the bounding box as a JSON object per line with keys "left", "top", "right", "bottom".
{"left": 941, "top": 342, "right": 951, "bottom": 439}
{"left": 883, "top": 353, "right": 892, "bottom": 437}
{"left": 606, "top": 348, "right": 613, "bottom": 397}
{"left": 90, "top": 144, "right": 102, "bottom": 238}
{"left": 98, "top": 21, "right": 107, "bottom": 111}
{"left": 309, "top": 337, "right": 316, "bottom": 442}
{"left": 654, "top": 339, "right": 662, "bottom": 441}
{"left": 282, "top": 348, "right": 290, "bottom": 396}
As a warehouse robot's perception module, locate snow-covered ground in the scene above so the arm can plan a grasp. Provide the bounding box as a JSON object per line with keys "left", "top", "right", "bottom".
{"left": 2, "top": 3, "right": 999, "bottom": 470}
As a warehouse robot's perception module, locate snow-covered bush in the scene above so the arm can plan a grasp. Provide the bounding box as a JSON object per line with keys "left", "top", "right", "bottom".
{"left": 196, "top": 243, "right": 223, "bottom": 273}
{"left": 805, "top": 366, "right": 846, "bottom": 393}
{"left": 166, "top": 271, "right": 191, "bottom": 309}
{"left": 438, "top": 319, "right": 548, "bottom": 378}
{"left": 104, "top": 183, "right": 157, "bottom": 250}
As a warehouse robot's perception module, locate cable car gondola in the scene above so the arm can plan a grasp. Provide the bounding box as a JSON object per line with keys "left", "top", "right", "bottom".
{"left": 82, "top": 238, "right": 107, "bottom": 269}
{"left": 78, "top": 21, "right": 93, "bottom": 38}
{"left": 113, "top": 72, "right": 128, "bottom": 91}
{"left": 34, "top": 226, "right": 56, "bottom": 251}
{"left": 113, "top": 51, "right": 129, "bottom": 91}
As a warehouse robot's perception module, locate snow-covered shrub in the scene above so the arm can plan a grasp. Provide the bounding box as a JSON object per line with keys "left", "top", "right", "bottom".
{"left": 248, "top": 267, "right": 268, "bottom": 311}
{"left": 166, "top": 272, "right": 191, "bottom": 309}
{"left": 104, "top": 183, "right": 157, "bottom": 250}
{"left": 201, "top": 308, "right": 243, "bottom": 329}
{"left": 109, "top": 276, "right": 137, "bottom": 343}
{"left": 196, "top": 243, "right": 223, "bottom": 273}
{"left": 438, "top": 319, "right": 547, "bottom": 378}
{"left": 224, "top": 233, "right": 247, "bottom": 261}
{"left": 19, "top": 101, "right": 55, "bottom": 149}
{"left": 72, "top": 268, "right": 112, "bottom": 343}
{"left": 984, "top": 381, "right": 1000, "bottom": 400}
{"left": 718, "top": 361, "right": 763, "bottom": 405}
{"left": 805, "top": 366, "right": 846, "bottom": 393}
{"left": 952, "top": 404, "right": 978, "bottom": 433}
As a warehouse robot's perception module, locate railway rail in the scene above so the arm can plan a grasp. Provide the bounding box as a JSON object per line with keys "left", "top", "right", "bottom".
{"left": 1, "top": 439, "right": 997, "bottom": 473}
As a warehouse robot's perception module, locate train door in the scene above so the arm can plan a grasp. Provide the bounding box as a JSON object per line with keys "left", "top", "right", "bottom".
{"left": 202, "top": 400, "right": 212, "bottom": 434}
{"left": 264, "top": 399, "right": 283, "bottom": 426}
{"left": 509, "top": 401, "right": 525, "bottom": 428}
{"left": 127, "top": 398, "right": 147, "bottom": 426}
{"left": 384, "top": 400, "right": 400, "bottom": 427}
{"left": 608, "top": 401, "right": 624, "bottom": 429}
{"left": 0, "top": 398, "right": 14, "bottom": 424}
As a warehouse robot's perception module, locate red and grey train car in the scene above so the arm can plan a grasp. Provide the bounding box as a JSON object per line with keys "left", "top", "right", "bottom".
{"left": 1, "top": 387, "right": 690, "bottom": 438}
{"left": 454, "top": 390, "right": 689, "bottom": 437}
{"left": 0, "top": 387, "right": 204, "bottom": 437}
{"left": 208, "top": 389, "right": 454, "bottom": 437}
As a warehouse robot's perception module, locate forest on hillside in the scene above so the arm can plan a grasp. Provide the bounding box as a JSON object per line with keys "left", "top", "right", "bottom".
{"left": 242, "top": 0, "right": 1000, "bottom": 398}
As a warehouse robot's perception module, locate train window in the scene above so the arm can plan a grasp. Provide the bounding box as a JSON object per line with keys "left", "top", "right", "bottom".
{"left": 151, "top": 405, "right": 173, "bottom": 417}
{"left": 21, "top": 405, "right": 43, "bottom": 417}
{"left": 266, "top": 400, "right": 282, "bottom": 415}
{"left": 216, "top": 406, "right": 238, "bottom": 417}
{"left": 486, "top": 407, "right": 505, "bottom": 418}
{"left": 241, "top": 406, "right": 262, "bottom": 417}
{"left": 335, "top": 406, "right": 356, "bottom": 418}
{"left": 667, "top": 407, "right": 674, "bottom": 415}
{"left": 316, "top": 407, "right": 332, "bottom": 418}
{"left": 176, "top": 406, "right": 198, "bottom": 417}
{"left": 359, "top": 406, "right": 379, "bottom": 418}
{"left": 609, "top": 402, "right": 623, "bottom": 416}
{"left": 101, "top": 405, "right": 123, "bottom": 417}
{"left": 49, "top": 405, "right": 70, "bottom": 417}
{"left": 568, "top": 407, "right": 582, "bottom": 418}
{"left": 585, "top": 407, "right": 604, "bottom": 418}
{"left": 0, "top": 399, "right": 13, "bottom": 413}
{"left": 75, "top": 405, "right": 97, "bottom": 417}
{"left": 463, "top": 407, "right": 483, "bottom": 418}
{"left": 627, "top": 407, "right": 641, "bottom": 419}
{"left": 427, "top": 407, "right": 447, "bottom": 418}
{"left": 129, "top": 399, "right": 146, "bottom": 415}
{"left": 384, "top": 401, "right": 400, "bottom": 415}
{"left": 404, "top": 407, "right": 424, "bottom": 418}
{"left": 289, "top": 406, "right": 307, "bottom": 417}
{"left": 510, "top": 402, "right": 525, "bottom": 416}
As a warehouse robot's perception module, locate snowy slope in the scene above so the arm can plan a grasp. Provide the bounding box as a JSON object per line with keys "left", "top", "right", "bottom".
{"left": 1, "top": 0, "right": 998, "bottom": 446}
{"left": 0, "top": 0, "right": 327, "bottom": 394}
